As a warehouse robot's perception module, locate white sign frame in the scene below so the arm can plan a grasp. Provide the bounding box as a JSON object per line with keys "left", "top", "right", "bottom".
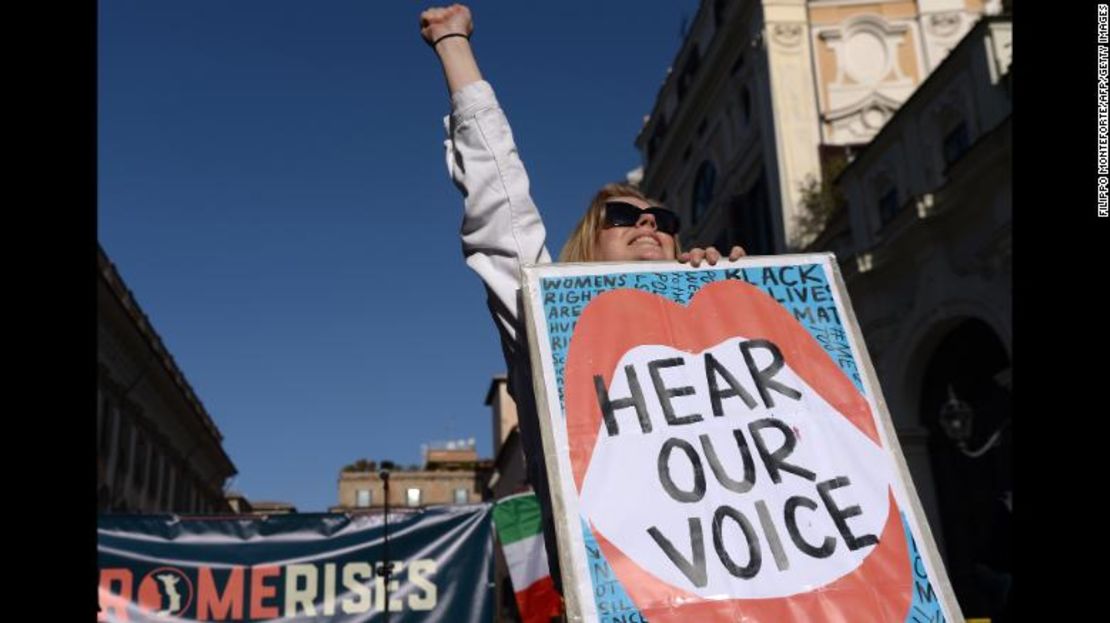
{"left": 521, "top": 254, "right": 963, "bottom": 622}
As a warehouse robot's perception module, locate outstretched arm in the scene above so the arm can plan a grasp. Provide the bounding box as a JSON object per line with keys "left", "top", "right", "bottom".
{"left": 421, "top": 4, "right": 552, "bottom": 348}
{"left": 420, "top": 4, "right": 482, "bottom": 95}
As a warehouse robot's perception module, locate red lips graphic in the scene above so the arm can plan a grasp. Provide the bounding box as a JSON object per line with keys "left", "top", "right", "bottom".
{"left": 563, "top": 280, "right": 911, "bottom": 622}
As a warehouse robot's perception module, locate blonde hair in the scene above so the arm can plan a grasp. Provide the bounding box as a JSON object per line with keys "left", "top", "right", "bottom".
{"left": 558, "top": 183, "right": 679, "bottom": 262}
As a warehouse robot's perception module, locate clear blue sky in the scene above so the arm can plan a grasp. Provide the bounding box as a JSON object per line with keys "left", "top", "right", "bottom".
{"left": 98, "top": 0, "right": 701, "bottom": 512}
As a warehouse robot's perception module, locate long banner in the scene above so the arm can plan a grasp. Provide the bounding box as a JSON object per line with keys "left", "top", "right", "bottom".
{"left": 521, "top": 254, "right": 963, "bottom": 622}
{"left": 98, "top": 505, "right": 493, "bottom": 622}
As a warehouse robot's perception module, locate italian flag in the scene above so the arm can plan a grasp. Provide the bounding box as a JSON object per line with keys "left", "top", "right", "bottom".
{"left": 493, "top": 492, "right": 563, "bottom": 623}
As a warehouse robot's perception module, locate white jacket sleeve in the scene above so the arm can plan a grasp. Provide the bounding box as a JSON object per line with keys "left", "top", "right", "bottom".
{"left": 443, "top": 80, "right": 553, "bottom": 345}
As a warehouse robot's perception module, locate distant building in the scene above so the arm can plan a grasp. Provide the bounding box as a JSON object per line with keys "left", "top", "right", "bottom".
{"left": 485, "top": 375, "right": 527, "bottom": 501}
{"left": 98, "top": 245, "right": 237, "bottom": 514}
{"left": 225, "top": 491, "right": 253, "bottom": 514}
{"left": 813, "top": 17, "right": 1012, "bottom": 617}
{"left": 333, "top": 441, "right": 492, "bottom": 512}
{"left": 225, "top": 491, "right": 298, "bottom": 516}
{"left": 482, "top": 375, "right": 531, "bottom": 623}
{"left": 632, "top": 3, "right": 1011, "bottom": 618}
{"left": 248, "top": 500, "right": 299, "bottom": 515}
{"left": 635, "top": 0, "right": 1001, "bottom": 252}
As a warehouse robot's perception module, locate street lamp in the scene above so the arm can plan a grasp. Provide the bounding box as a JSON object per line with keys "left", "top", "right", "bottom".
{"left": 937, "top": 384, "right": 1009, "bottom": 459}
{"left": 938, "top": 384, "right": 974, "bottom": 448}
{"left": 379, "top": 462, "right": 395, "bottom": 622}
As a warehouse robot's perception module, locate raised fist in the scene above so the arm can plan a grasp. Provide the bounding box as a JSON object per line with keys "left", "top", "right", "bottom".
{"left": 420, "top": 4, "right": 473, "bottom": 46}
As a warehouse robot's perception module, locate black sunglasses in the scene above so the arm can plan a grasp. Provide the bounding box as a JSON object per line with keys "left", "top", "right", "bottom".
{"left": 603, "top": 201, "right": 681, "bottom": 235}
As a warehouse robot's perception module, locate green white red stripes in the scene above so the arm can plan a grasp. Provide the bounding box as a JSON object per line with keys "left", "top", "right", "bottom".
{"left": 493, "top": 492, "right": 562, "bottom": 623}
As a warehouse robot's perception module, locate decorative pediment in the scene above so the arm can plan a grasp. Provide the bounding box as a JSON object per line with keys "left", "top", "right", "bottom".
{"left": 824, "top": 91, "right": 904, "bottom": 131}
{"left": 817, "top": 14, "right": 912, "bottom": 86}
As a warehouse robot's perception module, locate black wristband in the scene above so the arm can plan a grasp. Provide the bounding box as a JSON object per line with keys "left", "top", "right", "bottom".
{"left": 431, "top": 32, "right": 470, "bottom": 48}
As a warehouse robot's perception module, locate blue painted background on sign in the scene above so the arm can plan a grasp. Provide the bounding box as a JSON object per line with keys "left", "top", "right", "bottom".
{"left": 581, "top": 518, "right": 644, "bottom": 623}
{"left": 903, "top": 513, "right": 948, "bottom": 622}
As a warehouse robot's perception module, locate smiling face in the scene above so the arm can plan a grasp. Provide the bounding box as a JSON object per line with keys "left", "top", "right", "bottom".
{"left": 593, "top": 196, "right": 678, "bottom": 262}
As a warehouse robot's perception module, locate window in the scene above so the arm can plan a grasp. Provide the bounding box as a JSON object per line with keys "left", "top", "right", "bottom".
{"left": 132, "top": 430, "right": 147, "bottom": 490}
{"left": 731, "top": 51, "right": 746, "bottom": 75}
{"left": 99, "top": 397, "right": 114, "bottom": 456}
{"left": 729, "top": 169, "right": 774, "bottom": 255}
{"left": 148, "top": 453, "right": 162, "bottom": 500}
{"left": 161, "top": 466, "right": 174, "bottom": 509}
{"left": 454, "top": 488, "right": 469, "bottom": 505}
{"left": 677, "top": 49, "right": 701, "bottom": 101}
{"left": 115, "top": 417, "right": 131, "bottom": 487}
{"left": 176, "top": 477, "right": 191, "bottom": 511}
{"left": 691, "top": 161, "right": 718, "bottom": 224}
{"left": 356, "top": 489, "right": 372, "bottom": 508}
{"left": 942, "top": 121, "right": 970, "bottom": 167}
{"left": 878, "top": 186, "right": 901, "bottom": 225}
{"left": 406, "top": 488, "right": 422, "bottom": 507}
{"left": 647, "top": 117, "right": 668, "bottom": 163}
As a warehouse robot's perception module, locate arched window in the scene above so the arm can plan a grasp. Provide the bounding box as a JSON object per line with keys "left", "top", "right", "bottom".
{"left": 873, "top": 171, "right": 900, "bottom": 226}
{"left": 943, "top": 119, "right": 970, "bottom": 167}
{"left": 729, "top": 169, "right": 774, "bottom": 255}
{"left": 918, "top": 319, "right": 1012, "bottom": 619}
{"left": 691, "top": 161, "right": 717, "bottom": 224}
{"left": 933, "top": 100, "right": 973, "bottom": 172}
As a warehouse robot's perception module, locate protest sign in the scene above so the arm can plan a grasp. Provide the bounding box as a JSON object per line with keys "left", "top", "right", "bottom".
{"left": 521, "top": 255, "right": 962, "bottom": 622}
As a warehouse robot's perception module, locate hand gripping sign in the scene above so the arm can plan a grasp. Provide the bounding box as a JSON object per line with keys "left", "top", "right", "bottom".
{"left": 521, "top": 255, "right": 963, "bottom": 623}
